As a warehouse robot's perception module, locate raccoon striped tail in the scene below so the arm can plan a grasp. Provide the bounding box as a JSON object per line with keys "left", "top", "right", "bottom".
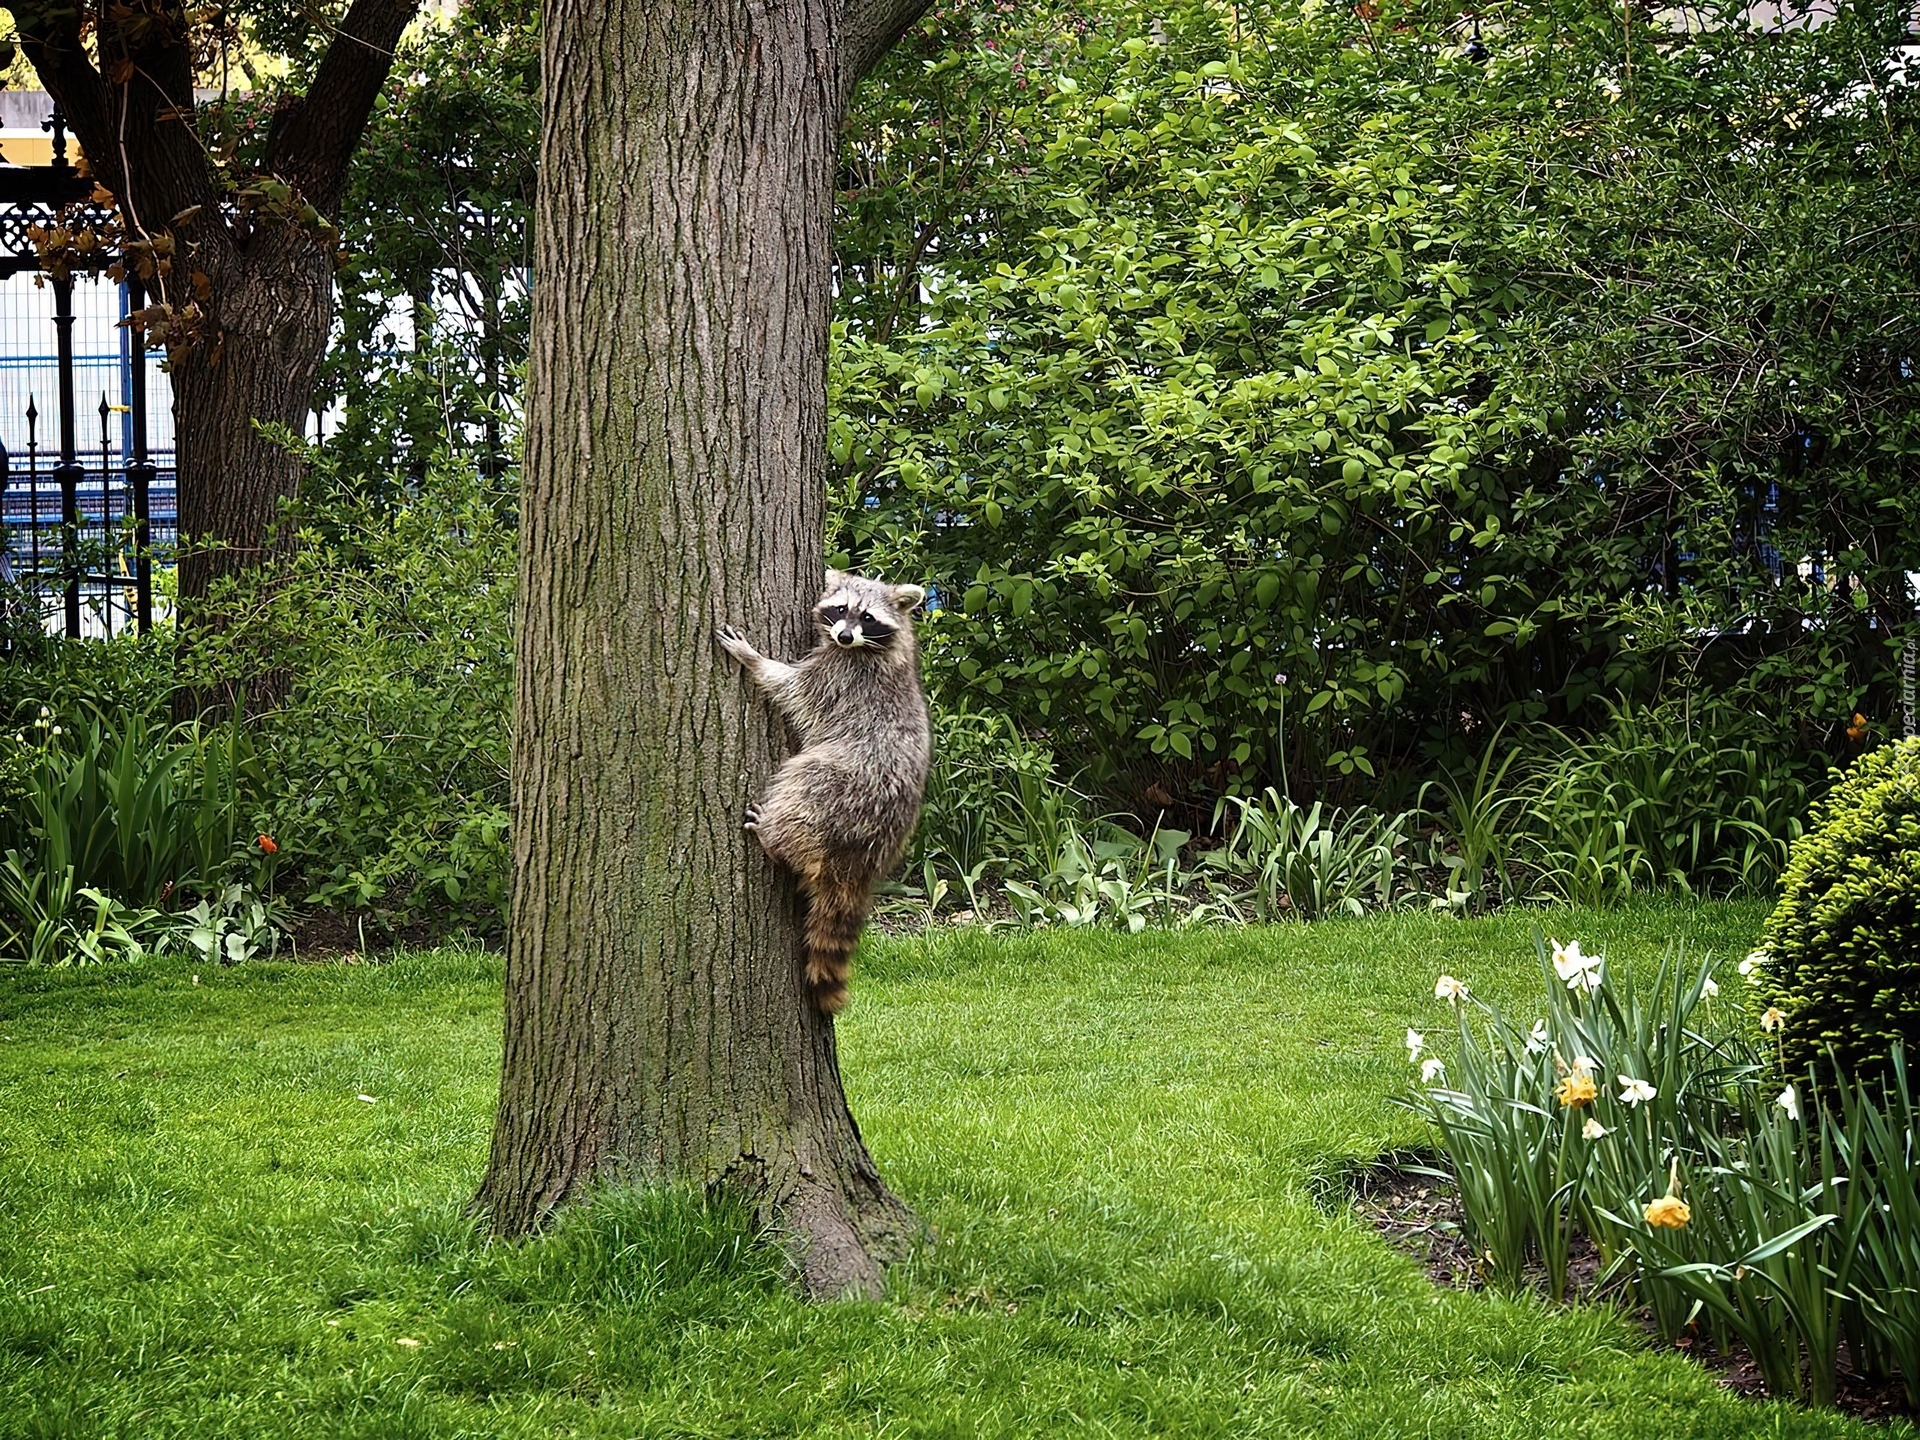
{"left": 802, "top": 874, "right": 870, "bottom": 1014}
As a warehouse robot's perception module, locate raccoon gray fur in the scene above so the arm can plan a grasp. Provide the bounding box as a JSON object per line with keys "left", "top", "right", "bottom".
{"left": 716, "top": 571, "right": 931, "bottom": 1014}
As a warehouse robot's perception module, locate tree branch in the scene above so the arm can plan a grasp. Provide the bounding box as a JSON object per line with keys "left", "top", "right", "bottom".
{"left": 265, "top": 0, "right": 422, "bottom": 215}
{"left": 10, "top": 2, "right": 114, "bottom": 179}
{"left": 13, "top": 0, "right": 222, "bottom": 231}
{"left": 838, "top": 0, "right": 934, "bottom": 97}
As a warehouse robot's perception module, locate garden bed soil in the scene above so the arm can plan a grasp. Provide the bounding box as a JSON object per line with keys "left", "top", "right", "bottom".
{"left": 1349, "top": 1161, "right": 1914, "bottom": 1424}
{"left": 280, "top": 901, "right": 500, "bottom": 960}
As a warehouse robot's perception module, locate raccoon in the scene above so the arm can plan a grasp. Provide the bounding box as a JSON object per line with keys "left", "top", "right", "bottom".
{"left": 716, "top": 571, "right": 931, "bottom": 1014}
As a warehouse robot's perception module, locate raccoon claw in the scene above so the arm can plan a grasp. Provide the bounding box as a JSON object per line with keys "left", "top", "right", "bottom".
{"left": 742, "top": 803, "right": 761, "bottom": 832}
{"left": 715, "top": 624, "right": 755, "bottom": 664}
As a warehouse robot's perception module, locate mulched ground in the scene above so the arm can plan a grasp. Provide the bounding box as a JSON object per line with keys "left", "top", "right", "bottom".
{"left": 1346, "top": 1159, "right": 1915, "bottom": 1424}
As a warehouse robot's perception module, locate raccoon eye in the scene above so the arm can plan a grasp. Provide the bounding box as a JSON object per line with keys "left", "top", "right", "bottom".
{"left": 821, "top": 605, "right": 846, "bottom": 622}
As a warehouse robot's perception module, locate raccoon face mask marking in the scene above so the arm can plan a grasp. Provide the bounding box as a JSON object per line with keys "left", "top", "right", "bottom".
{"left": 815, "top": 579, "right": 923, "bottom": 651}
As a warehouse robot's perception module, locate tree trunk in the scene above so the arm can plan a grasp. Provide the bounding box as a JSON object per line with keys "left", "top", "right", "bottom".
{"left": 475, "top": 0, "right": 923, "bottom": 1297}
{"left": 169, "top": 233, "right": 333, "bottom": 615}
{"left": 17, "top": 0, "right": 421, "bottom": 674}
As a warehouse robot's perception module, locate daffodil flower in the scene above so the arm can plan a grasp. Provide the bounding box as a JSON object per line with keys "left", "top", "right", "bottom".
{"left": 1761, "top": 1007, "right": 1785, "bottom": 1033}
{"left": 1525, "top": 1019, "right": 1549, "bottom": 1055}
{"left": 1551, "top": 939, "right": 1603, "bottom": 993}
{"left": 1645, "top": 1194, "right": 1691, "bottom": 1229}
{"left": 1555, "top": 1071, "right": 1598, "bottom": 1108}
{"left": 1618, "top": 1076, "right": 1657, "bottom": 1106}
{"left": 1644, "top": 1158, "right": 1690, "bottom": 1228}
{"left": 1776, "top": 1085, "right": 1800, "bottom": 1121}
{"left": 1405, "top": 1028, "right": 1424, "bottom": 1063}
{"left": 1434, "top": 974, "right": 1469, "bottom": 1003}
{"left": 1582, "top": 1117, "right": 1609, "bottom": 1140}
{"left": 1739, "top": 949, "right": 1768, "bottom": 977}
{"left": 1700, "top": 975, "right": 1719, "bottom": 999}
{"left": 1421, "top": 1057, "right": 1446, "bottom": 1083}
{"left": 1569, "top": 1054, "right": 1598, "bottom": 1077}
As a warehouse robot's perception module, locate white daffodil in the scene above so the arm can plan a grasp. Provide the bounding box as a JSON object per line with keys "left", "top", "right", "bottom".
{"left": 1526, "top": 1019, "right": 1550, "bottom": 1055}
{"left": 1434, "top": 974, "right": 1469, "bottom": 1003}
{"left": 1421, "top": 1057, "right": 1446, "bottom": 1083}
{"left": 1701, "top": 975, "right": 1720, "bottom": 999}
{"left": 1582, "top": 1117, "right": 1610, "bottom": 1140}
{"left": 1739, "top": 949, "right": 1768, "bottom": 978}
{"left": 1569, "top": 1054, "right": 1599, "bottom": 1077}
{"left": 1551, "top": 939, "right": 1604, "bottom": 993}
{"left": 1761, "top": 1007, "right": 1786, "bottom": 1033}
{"left": 1777, "top": 1086, "right": 1800, "bottom": 1121}
{"left": 1406, "top": 1028, "right": 1424, "bottom": 1063}
{"left": 1618, "top": 1076, "right": 1658, "bottom": 1106}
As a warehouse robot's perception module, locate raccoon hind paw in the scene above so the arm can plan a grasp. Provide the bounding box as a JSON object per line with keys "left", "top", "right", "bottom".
{"left": 743, "top": 802, "right": 762, "bottom": 832}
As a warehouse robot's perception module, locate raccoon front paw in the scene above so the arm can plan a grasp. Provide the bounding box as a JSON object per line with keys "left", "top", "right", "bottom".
{"left": 743, "top": 803, "right": 762, "bottom": 832}
{"left": 715, "top": 624, "right": 758, "bottom": 664}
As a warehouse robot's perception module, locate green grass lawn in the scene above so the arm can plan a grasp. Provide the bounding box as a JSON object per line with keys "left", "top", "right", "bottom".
{"left": 1, "top": 899, "right": 1906, "bottom": 1438}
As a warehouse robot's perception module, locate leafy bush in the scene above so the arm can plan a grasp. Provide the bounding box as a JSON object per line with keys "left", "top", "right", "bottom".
{"left": 835, "top": 0, "right": 1918, "bottom": 803}
{"left": 1757, "top": 737, "right": 1920, "bottom": 1082}
{"left": 178, "top": 460, "right": 514, "bottom": 936}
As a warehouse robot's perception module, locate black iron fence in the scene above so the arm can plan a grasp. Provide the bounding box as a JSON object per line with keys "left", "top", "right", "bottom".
{"left": 0, "top": 107, "right": 169, "bottom": 641}
{"left": 0, "top": 392, "right": 174, "bottom": 639}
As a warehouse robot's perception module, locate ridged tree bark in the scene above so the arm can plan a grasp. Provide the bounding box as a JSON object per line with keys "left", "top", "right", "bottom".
{"left": 475, "top": 0, "right": 930, "bottom": 1297}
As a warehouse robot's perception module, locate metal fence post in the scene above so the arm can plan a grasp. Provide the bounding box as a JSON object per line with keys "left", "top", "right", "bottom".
{"left": 53, "top": 267, "right": 80, "bottom": 639}
{"left": 127, "top": 275, "right": 154, "bottom": 634}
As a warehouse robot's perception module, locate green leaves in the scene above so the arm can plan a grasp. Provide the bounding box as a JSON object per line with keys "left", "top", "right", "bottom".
{"left": 833, "top": 0, "right": 1917, "bottom": 799}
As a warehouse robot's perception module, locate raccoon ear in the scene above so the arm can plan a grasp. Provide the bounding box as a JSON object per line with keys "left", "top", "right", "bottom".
{"left": 891, "top": 584, "right": 927, "bottom": 611}
{"left": 823, "top": 568, "right": 849, "bottom": 589}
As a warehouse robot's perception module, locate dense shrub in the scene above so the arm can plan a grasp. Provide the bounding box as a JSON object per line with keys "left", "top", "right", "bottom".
{"left": 178, "top": 460, "right": 515, "bottom": 935}
{"left": 1758, "top": 737, "right": 1920, "bottom": 1081}
{"left": 834, "top": 0, "right": 1919, "bottom": 805}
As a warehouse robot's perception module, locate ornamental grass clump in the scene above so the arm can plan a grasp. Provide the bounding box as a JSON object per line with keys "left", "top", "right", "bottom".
{"left": 1406, "top": 939, "right": 1920, "bottom": 1409}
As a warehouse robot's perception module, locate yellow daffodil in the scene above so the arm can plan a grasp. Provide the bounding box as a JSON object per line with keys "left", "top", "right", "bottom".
{"left": 1644, "top": 1160, "right": 1691, "bottom": 1229}
{"left": 1555, "top": 1071, "right": 1599, "bottom": 1108}
{"left": 1645, "top": 1195, "right": 1691, "bottom": 1229}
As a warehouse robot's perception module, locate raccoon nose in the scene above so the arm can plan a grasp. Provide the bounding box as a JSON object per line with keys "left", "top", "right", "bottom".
{"left": 834, "top": 628, "right": 858, "bottom": 647}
